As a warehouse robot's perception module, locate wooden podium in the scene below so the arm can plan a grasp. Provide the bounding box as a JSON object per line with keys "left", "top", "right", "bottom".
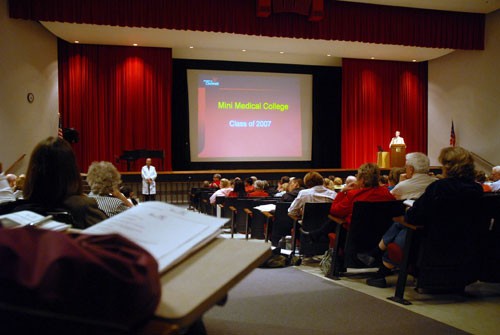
{"left": 390, "top": 144, "right": 406, "bottom": 167}
{"left": 377, "top": 151, "right": 390, "bottom": 168}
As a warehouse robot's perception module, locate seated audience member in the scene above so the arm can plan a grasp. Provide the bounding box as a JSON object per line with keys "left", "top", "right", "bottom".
{"left": 201, "top": 180, "right": 211, "bottom": 188}
{"left": 244, "top": 177, "right": 255, "bottom": 194}
{"left": 249, "top": 180, "right": 269, "bottom": 197}
{"left": 390, "top": 152, "right": 437, "bottom": 200}
{"left": 0, "top": 164, "right": 16, "bottom": 204}
{"left": 209, "top": 178, "right": 233, "bottom": 204}
{"left": 366, "top": 146, "right": 483, "bottom": 288}
{"left": 13, "top": 174, "right": 26, "bottom": 199}
{"left": 87, "top": 161, "right": 133, "bottom": 217}
{"left": 344, "top": 175, "right": 357, "bottom": 187}
{"left": 379, "top": 174, "right": 389, "bottom": 187}
{"left": 323, "top": 178, "right": 335, "bottom": 190}
{"left": 228, "top": 178, "right": 247, "bottom": 197}
{"left": 281, "top": 178, "right": 305, "bottom": 202}
{"left": 387, "top": 167, "right": 405, "bottom": 190}
{"left": 288, "top": 171, "right": 337, "bottom": 219}
{"left": 333, "top": 177, "right": 343, "bottom": 191}
{"left": 274, "top": 182, "right": 289, "bottom": 197}
{"left": 6, "top": 174, "right": 17, "bottom": 189}
{"left": 329, "top": 163, "right": 395, "bottom": 230}
{"left": 357, "top": 153, "right": 437, "bottom": 268}
{"left": 489, "top": 166, "right": 500, "bottom": 192}
{"left": 209, "top": 173, "right": 221, "bottom": 189}
{"left": 302, "top": 164, "right": 395, "bottom": 242}
{"left": 120, "top": 186, "right": 139, "bottom": 206}
{"left": 475, "top": 170, "right": 492, "bottom": 192}
{"left": 9, "top": 137, "right": 107, "bottom": 228}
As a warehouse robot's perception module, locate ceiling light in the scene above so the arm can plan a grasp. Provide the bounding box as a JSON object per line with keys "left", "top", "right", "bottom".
{"left": 74, "top": 40, "right": 79, "bottom": 43}
{"left": 242, "top": 49, "right": 247, "bottom": 52}
{"left": 412, "top": 59, "right": 417, "bottom": 62}
{"left": 327, "top": 54, "right": 331, "bottom": 57}
{"left": 132, "top": 43, "right": 138, "bottom": 46}
{"left": 189, "top": 46, "right": 194, "bottom": 49}
{"left": 279, "top": 51, "right": 284, "bottom": 54}
{"left": 370, "top": 57, "right": 375, "bottom": 60}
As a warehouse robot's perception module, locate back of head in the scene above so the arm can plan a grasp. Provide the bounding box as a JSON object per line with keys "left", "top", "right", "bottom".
{"left": 254, "top": 180, "right": 265, "bottom": 190}
{"left": 303, "top": 171, "right": 324, "bottom": 188}
{"left": 232, "top": 178, "right": 246, "bottom": 195}
{"left": 406, "top": 152, "right": 430, "bottom": 173}
{"left": 87, "top": 161, "right": 122, "bottom": 195}
{"left": 357, "top": 163, "right": 380, "bottom": 187}
{"left": 24, "top": 137, "right": 82, "bottom": 207}
{"left": 438, "top": 146, "right": 475, "bottom": 180}
{"left": 219, "top": 178, "right": 230, "bottom": 188}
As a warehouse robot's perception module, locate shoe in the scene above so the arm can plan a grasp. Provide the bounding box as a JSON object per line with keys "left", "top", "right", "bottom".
{"left": 357, "top": 252, "right": 376, "bottom": 267}
{"left": 366, "top": 276, "right": 387, "bottom": 288}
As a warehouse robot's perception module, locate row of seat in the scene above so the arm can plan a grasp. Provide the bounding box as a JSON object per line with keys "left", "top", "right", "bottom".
{"left": 321, "top": 194, "right": 500, "bottom": 305}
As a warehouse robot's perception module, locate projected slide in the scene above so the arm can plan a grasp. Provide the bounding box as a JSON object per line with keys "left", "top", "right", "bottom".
{"left": 187, "top": 70, "right": 312, "bottom": 162}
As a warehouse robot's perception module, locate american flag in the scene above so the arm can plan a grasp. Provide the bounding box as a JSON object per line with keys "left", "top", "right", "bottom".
{"left": 58, "top": 113, "right": 64, "bottom": 139}
{"left": 450, "top": 121, "right": 456, "bottom": 147}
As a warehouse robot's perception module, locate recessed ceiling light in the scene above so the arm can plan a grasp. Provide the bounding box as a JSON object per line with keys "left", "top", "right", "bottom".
{"left": 279, "top": 51, "right": 284, "bottom": 54}
{"left": 74, "top": 40, "right": 79, "bottom": 44}
{"left": 133, "top": 43, "right": 138, "bottom": 46}
{"left": 242, "top": 49, "right": 247, "bottom": 52}
{"left": 370, "top": 57, "right": 375, "bottom": 59}
{"left": 412, "top": 59, "right": 417, "bottom": 62}
{"left": 189, "top": 46, "right": 194, "bottom": 49}
{"left": 327, "top": 54, "right": 331, "bottom": 57}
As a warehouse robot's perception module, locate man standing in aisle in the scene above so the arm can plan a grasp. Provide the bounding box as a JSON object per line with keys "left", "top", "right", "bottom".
{"left": 141, "top": 158, "right": 157, "bottom": 201}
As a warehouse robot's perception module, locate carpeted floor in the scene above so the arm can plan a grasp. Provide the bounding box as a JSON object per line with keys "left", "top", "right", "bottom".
{"left": 204, "top": 267, "right": 469, "bottom": 335}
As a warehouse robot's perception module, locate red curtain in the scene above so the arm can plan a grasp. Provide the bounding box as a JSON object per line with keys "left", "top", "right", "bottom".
{"left": 10, "top": 0, "right": 484, "bottom": 50}
{"left": 341, "top": 59, "right": 428, "bottom": 169}
{"left": 58, "top": 40, "right": 172, "bottom": 172}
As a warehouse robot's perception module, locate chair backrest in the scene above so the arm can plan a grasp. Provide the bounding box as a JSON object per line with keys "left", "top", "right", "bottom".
{"left": 300, "top": 202, "right": 332, "bottom": 256}
{"left": 344, "top": 200, "right": 405, "bottom": 268}
{"left": 478, "top": 193, "right": 500, "bottom": 283}
{"left": 414, "top": 189, "right": 483, "bottom": 290}
{"left": 249, "top": 198, "right": 278, "bottom": 239}
{"left": 268, "top": 202, "right": 293, "bottom": 245}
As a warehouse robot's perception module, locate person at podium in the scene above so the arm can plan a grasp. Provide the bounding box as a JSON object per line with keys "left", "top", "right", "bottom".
{"left": 389, "top": 130, "right": 405, "bottom": 148}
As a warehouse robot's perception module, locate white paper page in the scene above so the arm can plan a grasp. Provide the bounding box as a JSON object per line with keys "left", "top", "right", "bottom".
{"left": 0, "top": 210, "right": 70, "bottom": 231}
{"left": 83, "top": 202, "right": 228, "bottom": 272}
{"left": 254, "top": 204, "right": 276, "bottom": 212}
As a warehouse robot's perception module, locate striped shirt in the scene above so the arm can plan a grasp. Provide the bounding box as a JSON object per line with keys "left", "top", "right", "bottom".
{"left": 88, "top": 192, "right": 129, "bottom": 217}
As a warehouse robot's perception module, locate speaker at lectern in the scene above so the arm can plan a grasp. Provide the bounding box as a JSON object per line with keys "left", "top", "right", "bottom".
{"left": 390, "top": 144, "right": 406, "bottom": 167}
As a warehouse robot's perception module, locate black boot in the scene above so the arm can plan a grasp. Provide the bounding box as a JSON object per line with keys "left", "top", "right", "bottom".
{"left": 366, "top": 265, "right": 392, "bottom": 288}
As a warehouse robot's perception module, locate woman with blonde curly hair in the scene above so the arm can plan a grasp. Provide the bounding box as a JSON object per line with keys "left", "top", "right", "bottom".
{"left": 86, "top": 161, "right": 132, "bottom": 217}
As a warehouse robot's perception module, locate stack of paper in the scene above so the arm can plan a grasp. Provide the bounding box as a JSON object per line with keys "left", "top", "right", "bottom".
{"left": 0, "top": 211, "right": 71, "bottom": 232}
{"left": 83, "top": 201, "right": 228, "bottom": 273}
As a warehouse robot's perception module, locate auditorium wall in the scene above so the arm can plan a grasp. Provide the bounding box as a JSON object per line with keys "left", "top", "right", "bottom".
{"left": 428, "top": 9, "right": 500, "bottom": 170}
{"left": 0, "top": 0, "right": 58, "bottom": 174}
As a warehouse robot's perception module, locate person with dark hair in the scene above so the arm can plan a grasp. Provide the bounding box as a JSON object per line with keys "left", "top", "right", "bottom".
{"left": 366, "top": 146, "right": 483, "bottom": 288}
{"left": 16, "top": 137, "right": 107, "bottom": 228}
{"left": 281, "top": 178, "right": 305, "bottom": 202}
{"left": 120, "top": 186, "right": 139, "bottom": 205}
{"left": 244, "top": 177, "right": 255, "bottom": 194}
{"left": 228, "top": 178, "right": 247, "bottom": 198}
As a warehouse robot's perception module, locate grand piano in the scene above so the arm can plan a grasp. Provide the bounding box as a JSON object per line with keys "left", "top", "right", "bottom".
{"left": 118, "top": 149, "right": 164, "bottom": 171}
